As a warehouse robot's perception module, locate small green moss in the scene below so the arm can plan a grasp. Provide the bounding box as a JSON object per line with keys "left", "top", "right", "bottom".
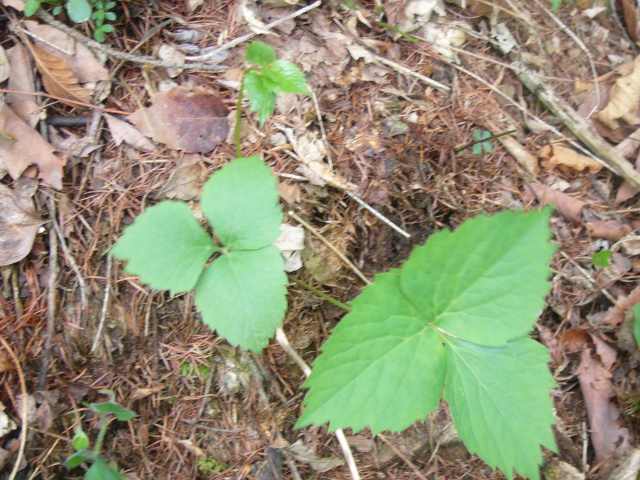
{"left": 198, "top": 457, "right": 224, "bottom": 474}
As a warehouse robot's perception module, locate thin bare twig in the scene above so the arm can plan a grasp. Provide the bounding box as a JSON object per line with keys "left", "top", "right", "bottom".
{"left": 91, "top": 255, "right": 112, "bottom": 354}
{"left": 39, "top": 195, "right": 58, "bottom": 390}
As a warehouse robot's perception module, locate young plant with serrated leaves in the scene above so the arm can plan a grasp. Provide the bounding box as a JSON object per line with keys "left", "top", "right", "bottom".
{"left": 235, "top": 41, "right": 309, "bottom": 155}
{"left": 66, "top": 391, "right": 136, "bottom": 480}
{"left": 109, "top": 156, "right": 287, "bottom": 352}
{"left": 296, "top": 209, "right": 558, "bottom": 480}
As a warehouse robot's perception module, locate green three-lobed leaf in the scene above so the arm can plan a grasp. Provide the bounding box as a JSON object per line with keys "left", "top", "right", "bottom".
{"left": 110, "top": 156, "right": 287, "bottom": 352}
{"left": 297, "top": 209, "right": 557, "bottom": 480}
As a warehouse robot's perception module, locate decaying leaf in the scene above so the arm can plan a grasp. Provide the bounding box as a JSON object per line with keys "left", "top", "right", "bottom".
{"left": 0, "top": 180, "right": 42, "bottom": 266}
{"left": 595, "top": 55, "right": 640, "bottom": 130}
{"left": 0, "top": 401, "right": 16, "bottom": 438}
{"left": 0, "top": 103, "right": 66, "bottom": 188}
{"left": 157, "top": 44, "right": 185, "bottom": 78}
{"left": 104, "top": 114, "right": 157, "bottom": 152}
{"left": 0, "top": 45, "right": 10, "bottom": 83}
{"left": 384, "top": 0, "right": 445, "bottom": 37}
{"left": 585, "top": 220, "right": 632, "bottom": 241}
{"left": 576, "top": 348, "right": 631, "bottom": 462}
{"left": 527, "top": 183, "right": 586, "bottom": 223}
{"left": 274, "top": 224, "right": 304, "bottom": 272}
{"left": 539, "top": 145, "right": 603, "bottom": 173}
{"left": 5, "top": 44, "right": 43, "bottom": 128}
{"left": 128, "top": 86, "right": 229, "bottom": 153}
{"left": 159, "top": 153, "right": 201, "bottom": 201}
{"left": 286, "top": 440, "right": 344, "bottom": 472}
{"left": 28, "top": 43, "right": 93, "bottom": 105}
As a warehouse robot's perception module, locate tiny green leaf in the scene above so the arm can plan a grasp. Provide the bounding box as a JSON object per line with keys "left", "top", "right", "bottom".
{"left": 110, "top": 201, "right": 218, "bottom": 295}
{"left": 245, "top": 41, "right": 276, "bottom": 67}
{"left": 72, "top": 427, "right": 90, "bottom": 451}
{"left": 200, "top": 156, "right": 282, "bottom": 250}
{"left": 195, "top": 247, "right": 287, "bottom": 352}
{"left": 65, "top": 449, "right": 95, "bottom": 469}
{"left": 66, "top": 0, "right": 92, "bottom": 22}
{"left": 243, "top": 71, "right": 277, "bottom": 128}
{"left": 591, "top": 250, "right": 611, "bottom": 267}
{"left": 23, "top": 0, "right": 41, "bottom": 16}
{"left": 473, "top": 143, "right": 483, "bottom": 155}
{"left": 634, "top": 305, "right": 640, "bottom": 349}
{"left": 89, "top": 402, "right": 136, "bottom": 421}
{"left": 86, "top": 458, "right": 125, "bottom": 480}
{"left": 263, "top": 60, "right": 310, "bottom": 95}
{"left": 444, "top": 337, "right": 556, "bottom": 480}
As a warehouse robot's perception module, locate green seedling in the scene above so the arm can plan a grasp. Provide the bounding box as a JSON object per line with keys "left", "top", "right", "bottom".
{"left": 591, "top": 249, "right": 612, "bottom": 267}
{"left": 24, "top": 0, "right": 117, "bottom": 41}
{"left": 111, "top": 39, "right": 557, "bottom": 480}
{"left": 549, "top": 0, "right": 563, "bottom": 12}
{"left": 473, "top": 129, "right": 494, "bottom": 154}
{"left": 65, "top": 391, "right": 136, "bottom": 480}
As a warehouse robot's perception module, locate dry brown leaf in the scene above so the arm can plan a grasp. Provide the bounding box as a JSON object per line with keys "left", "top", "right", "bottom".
{"left": 23, "top": 20, "right": 109, "bottom": 83}
{"left": 104, "top": 114, "right": 157, "bottom": 152}
{"left": 576, "top": 348, "right": 631, "bottom": 462}
{"left": 128, "top": 86, "right": 228, "bottom": 153}
{"left": 585, "top": 220, "right": 632, "bottom": 241}
{"left": 28, "top": 43, "right": 93, "bottom": 105}
{"left": 595, "top": 55, "right": 640, "bottom": 130}
{"left": 6, "top": 44, "right": 43, "bottom": 128}
{"left": 0, "top": 180, "right": 42, "bottom": 266}
{"left": 528, "top": 183, "right": 586, "bottom": 223}
{"left": 539, "top": 144, "right": 603, "bottom": 173}
{"left": 602, "top": 284, "right": 640, "bottom": 326}
{"left": 286, "top": 440, "right": 344, "bottom": 472}
{"left": 0, "top": 103, "right": 65, "bottom": 188}
{"left": 159, "top": 153, "right": 201, "bottom": 201}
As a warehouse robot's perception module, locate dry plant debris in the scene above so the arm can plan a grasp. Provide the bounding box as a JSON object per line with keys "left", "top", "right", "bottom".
{"left": 1, "top": 0, "right": 640, "bottom": 479}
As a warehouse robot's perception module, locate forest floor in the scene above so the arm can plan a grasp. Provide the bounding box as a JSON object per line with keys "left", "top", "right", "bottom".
{"left": 1, "top": 0, "right": 640, "bottom": 478}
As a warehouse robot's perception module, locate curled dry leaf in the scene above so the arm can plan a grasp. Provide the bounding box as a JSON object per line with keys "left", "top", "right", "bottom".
{"left": 286, "top": 440, "right": 344, "bottom": 472}
{"left": 601, "top": 283, "right": 640, "bottom": 326}
{"left": 595, "top": 55, "right": 640, "bottom": 130}
{"left": 0, "top": 103, "right": 66, "bottom": 188}
{"left": 128, "top": 86, "right": 229, "bottom": 153}
{"left": 576, "top": 348, "right": 631, "bottom": 463}
{"left": 585, "top": 220, "right": 632, "bottom": 241}
{"left": 0, "top": 181, "right": 42, "bottom": 266}
{"left": 6, "top": 44, "right": 43, "bottom": 128}
{"left": 28, "top": 43, "right": 93, "bottom": 106}
{"left": 527, "top": 183, "right": 586, "bottom": 223}
{"left": 539, "top": 144, "right": 603, "bottom": 173}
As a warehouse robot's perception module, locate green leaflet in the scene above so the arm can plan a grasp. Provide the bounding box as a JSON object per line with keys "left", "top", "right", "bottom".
{"left": 298, "top": 208, "right": 557, "bottom": 480}
{"left": 110, "top": 156, "right": 286, "bottom": 352}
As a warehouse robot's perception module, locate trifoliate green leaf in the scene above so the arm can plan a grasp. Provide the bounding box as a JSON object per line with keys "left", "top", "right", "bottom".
{"left": 400, "top": 208, "right": 555, "bottom": 346}
{"left": 296, "top": 269, "right": 446, "bottom": 434}
{"left": 299, "top": 209, "right": 557, "bottom": 480}
{"left": 200, "top": 156, "right": 282, "bottom": 250}
{"left": 195, "top": 247, "right": 287, "bottom": 352}
{"left": 245, "top": 41, "right": 276, "bottom": 67}
{"left": 263, "top": 60, "right": 310, "bottom": 95}
{"left": 109, "top": 202, "right": 218, "bottom": 294}
{"left": 444, "top": 337, "right": 556, "bottom": 480}
{"left": 243, "top": 71, "right": 276, "bottom": 128}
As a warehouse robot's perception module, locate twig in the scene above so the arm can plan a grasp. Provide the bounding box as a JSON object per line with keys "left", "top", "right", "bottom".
{"left": 559, "top": 250, "right": 620, "bottom": 309}
{"left": 274, "top": 328, "right": 361, "bottom": 480}
{"left": 292, "top": 278, "right": 352, "bottom": 311}
{"left": 39, "top": 195, "right": 58, "bottom": 390}
{"left": 90, "top": 255, "right": 112, "bottom": 354}
{"left": 0, "top": 336, "right": 28, "bottom": 480}
{"left": 0, "top": 88, "right": 131, "bottom": 115}
{"left": 345, "top": 191, "right": 411, "bottom": 238}
{"left": 288, "top": 211, "right": 371, "bottom": 285}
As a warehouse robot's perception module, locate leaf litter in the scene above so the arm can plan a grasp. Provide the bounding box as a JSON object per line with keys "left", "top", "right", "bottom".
{"left": 4, "top": 0, "right": 640, "bottom": 479}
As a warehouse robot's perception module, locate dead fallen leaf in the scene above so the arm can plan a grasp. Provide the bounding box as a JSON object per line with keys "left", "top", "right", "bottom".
{"left": 585, "top": 220, "right": 632, "bottom": 241}
{"left": 527, "top": 183, "right": 586, "bottom": 223}
{"left": 601, "top": 283, "right": 640, "bottom": 326}
{"left": 286, "top": 440, "right": 344, "bottom": 472}
{"left": 596, "top": 55, "right": 640, "bottom": 130}
{"left": 157, "top": 44, "right": 185, "bottom": 78}
{"left": 0, "top": 402, "right": 16, "bottom": 438}
{"left": 5, "top": 44, "right": 43, "bottom": 128}
{"left": 274, "top": 224, "right": 304, "bottom": 272}
{"left": 28, "top": 43, "right": 93, "bottom": 105}
{"left": 128, "top": 86, "right": 228, "bottom": 153}
{"left": 576, "top": 348, "right": 631, "bottom": 463}
{"left": 0, "top": 180, "right": 42, "bottom": 266}
{"left": 278, "top": 182, "right": 302, "bottom": 204}
{"left": 0, "top": 103, "right": 66, "bottom": 188}
{"left": 0, "top": 46, "right": 10, "bottom": 83}
{"left": 104, "top": 114, "right": 157, "bottom": 152}
{"left": 539, "top": 144, "right": 603, "bottom": 173}
{"left": 159, "top": 153, "right": 201, "bottom": 201}
{"left": 23, "top": 20, "right": 109, "bottom": 83}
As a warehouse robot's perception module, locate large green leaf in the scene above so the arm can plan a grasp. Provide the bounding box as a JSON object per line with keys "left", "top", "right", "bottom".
{"left": 297, "top": 270, "right": 446, "bottom": 434}
{"left": 298, "top": 209, "right": 557, "bottom": 480}
{"left": 195, "top": 247, "right": 287, "bottom": 352}
{"left": 400, "top": 208, "right": 554, "bottom": 346}
{"left": 200, "top": 156, "right": 282, "bottom": 250}
{"left": 444, "top": 337, "right": 556, "bottom": 480}
{"left": 109, "top": 201, "right": 218, "bottom": 294}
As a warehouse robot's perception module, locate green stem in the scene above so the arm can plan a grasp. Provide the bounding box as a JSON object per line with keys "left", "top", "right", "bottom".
{"left": 376, "top": 22, "right": 419, "bottom": 43}
{"left": 292, "top": 278, "right": 352, "bottom": 312}
{"left": 92, "top": 414, "right": 108, "bottom": 456}
{"left": 235, "top": 77, "right": 245, "bottom": 159}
